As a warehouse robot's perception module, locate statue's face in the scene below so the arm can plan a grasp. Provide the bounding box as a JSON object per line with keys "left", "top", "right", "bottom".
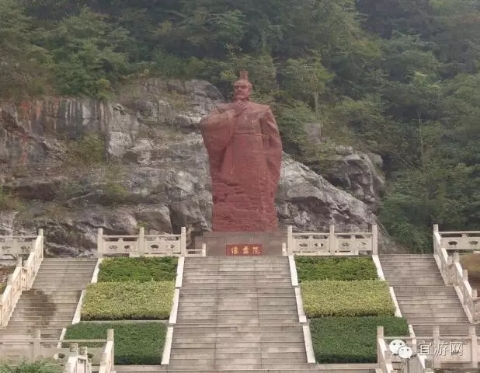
{"left": 233, "top": 81, "right": 252, "bottom": 101}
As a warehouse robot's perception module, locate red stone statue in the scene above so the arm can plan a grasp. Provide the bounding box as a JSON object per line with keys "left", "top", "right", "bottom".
{"left": 199, "top": 70, "right": 283, "bottom": 231}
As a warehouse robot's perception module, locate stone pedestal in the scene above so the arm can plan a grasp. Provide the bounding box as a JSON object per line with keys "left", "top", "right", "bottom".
{"left": 195, "top": 231, "right": 287, "bottom": 256}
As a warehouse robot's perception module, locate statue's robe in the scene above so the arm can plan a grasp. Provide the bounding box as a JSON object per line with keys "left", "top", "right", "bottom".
{"left": 199, "top": 100, "right": 283, "bottom": 231}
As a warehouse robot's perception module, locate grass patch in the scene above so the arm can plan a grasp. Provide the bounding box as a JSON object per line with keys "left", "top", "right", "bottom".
{"left": 301, "top": 280, "right": 395, "bottom": 317}
{"left": 295, "top": 257, "right": 378, "bottom": 282}
{"left": 64, "top": 322, "right": 166, "bottom": 365}
{"left": 460, "top": 253, "right": 480, "bottom": 292}
{"left": 98, "top": 257, "right": 178, "bottom": 282}
{"left": 310, "top": 316, "right": 409, "bottom": 363}
{"left": 81, "top": 282, "right": 174, "bottom": 320}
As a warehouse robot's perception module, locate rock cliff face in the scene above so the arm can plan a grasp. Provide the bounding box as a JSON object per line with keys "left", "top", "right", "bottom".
{"left": 0, "top": 78, "right": 381, "bottom": 256}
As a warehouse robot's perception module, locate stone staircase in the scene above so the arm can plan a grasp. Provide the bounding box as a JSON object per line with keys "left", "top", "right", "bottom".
{"left": 0, "top": 258, "right": 97, "bottom": 340}
{"left": 167, "top": 256, "right": 316, "bottom": 372}
{"left": 379, "top": 254, "right": 471, "bottom": 336}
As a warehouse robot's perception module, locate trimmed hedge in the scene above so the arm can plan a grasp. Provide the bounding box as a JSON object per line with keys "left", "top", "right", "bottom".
{"left": 295, "top": 257, "right": 378, "bottom": 282}
{"left": 301, "top": 280, "right": 395, "bottom": 317}
{"left": 0, "top": 360, "right": 63, "bottom": 373}
{"left": 98, "top": 257, "right": 178, "bottom": 282}
{"left": 310, "top": 316, "right": 409, "bottom": 363}
{"left": 64, "top": 322, "right": 166, "bottom": 365}
{"left": 81, "top": 281, "right": 174, "bottom": 320}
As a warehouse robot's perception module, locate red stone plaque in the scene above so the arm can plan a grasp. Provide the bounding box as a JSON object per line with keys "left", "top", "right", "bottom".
{"left": 226, "top": 244, "right": 262, "bottom": 256}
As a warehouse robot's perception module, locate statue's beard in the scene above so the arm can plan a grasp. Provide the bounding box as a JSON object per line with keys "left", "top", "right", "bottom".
{"left": 233, "top": 93, "right": 249, "bottom": 101}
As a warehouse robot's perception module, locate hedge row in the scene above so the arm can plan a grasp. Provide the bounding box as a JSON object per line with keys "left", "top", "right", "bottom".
{"left": 301, "top": 280, "right": 395, "bottom": 317}
{"left": 98, "top": 257, "right": 178, "bottom": 282}
{"left": 64, "top": 322, "right": 166, "bottom": 365}
{"left": 81, "top": 282, "right": 174, "bottom": 320}
{"left": 310, "top": 316, "right": 409, "bottom": 363}
{"left": 295, "top": 256, "right": 378, "bottom": 282}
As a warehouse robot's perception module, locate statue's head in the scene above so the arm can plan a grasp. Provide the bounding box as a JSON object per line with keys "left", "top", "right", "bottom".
{"left": 233, "top": 70, "right": 252, "bottom": 101}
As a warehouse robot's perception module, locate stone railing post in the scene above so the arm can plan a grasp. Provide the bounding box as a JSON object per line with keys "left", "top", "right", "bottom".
{"left": 372, "top": 224, "right": 378, "bottom": 255}
{"left": 433, "top": 326, "right": 441, "bottom": 368}
{"left": 138, "top": 227, "right": 145, "bottom": 256}
{"left": 108, "top": 328, "right": 114, "bottom": 362}
{"left": 287, "top": 226, "right": 294, "bottom": 253}
{"left": 97, "top": 228, "right": 103, "bottom": 258}
{"left": 180, "top": 227, "right": 187, "bottom": 256}
{"left": 377, "top": 326, "right": 384, "bottom": 364}
{"left": 469, "top": 325, "right": 478, "bottom": 368}
{"left": 38, "top": 228, "right": 44, "bottom": 256}
{"left": 328, "top": 225, "right": 336, "bottom": 254}
{"left": 32, "top": 329, "right": 41, "bottom": 360}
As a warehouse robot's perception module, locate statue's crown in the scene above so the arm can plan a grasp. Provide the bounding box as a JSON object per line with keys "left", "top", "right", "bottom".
{"left": 239, "top": 70, "right": 249, "bottom": 81}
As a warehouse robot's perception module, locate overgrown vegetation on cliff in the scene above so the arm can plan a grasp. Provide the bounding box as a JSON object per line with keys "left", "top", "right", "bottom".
{"left": 2, "top": 0, "right": 480, "bottom": 251}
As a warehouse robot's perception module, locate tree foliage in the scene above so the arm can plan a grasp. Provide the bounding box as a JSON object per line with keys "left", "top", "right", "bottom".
{"left": 3, "top": 0, "right": 480, "bottom": 250}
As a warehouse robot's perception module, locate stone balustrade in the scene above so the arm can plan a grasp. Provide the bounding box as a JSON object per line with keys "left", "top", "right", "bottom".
{"left": 0, "top": 329, "right": 114, "bottom": 373}
{"left": 0, "top": 229, "right": 44, "bottom": 327}
{"left": 97, "top": 227, "right": 187, "bottom": 257}
{"left": 0, "top": 234, "right": 38, "bottom": 257}
{"left": 377, "top": 325, "right": 478, "bottom": 371}
{"left": 287, "top": 224, "right": 378, "bottom": 256}
{"left": 433, "top": 225, "right": 480, "bottom": 322}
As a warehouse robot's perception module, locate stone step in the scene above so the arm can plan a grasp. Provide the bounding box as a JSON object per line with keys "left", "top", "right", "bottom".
{"left": 10, "top": 314, "right": 74, "bottom": 320}
{"left": 180, "top": 288, "right": 295, "bottom": 294}
{"left": 183, "top": 275, "right": 291, "bottom": 280}
{"left": 177, "top": 317, "right": 298, "bottom": 328}
{"left": 403, "top": 316, "right": 468, "bottom": 323}
{"left": 178, "top": 305, "right": 297, "bottom": 312}
{"left": 6, "top": 321, "right": 72, "bottom": 328}
{"left": 183, "top": 279, "right": 292, "bottom": 285}
{"left": 173, "top": 324, "right": 303, "bottom": 333}
{"left": 178, "top": 309, "right": 298, "bottom": 316}
{"left": 170, "top": 350, "right": 306, "bottom": 360}
{"left": 176, "top": 316, "right": 299, "bottom": 324}
{"left": 179, "top": 297, "right": 297, "bottom": 305}
{"left": 395, "top": 298, "right": 460, "bottom": 305}
{"left": 168, "top": 360, "right": 309, "bottom": 370}
{"left": 172, "top": 336, "right": 304, "bottom": 344}
{"left": 387, "top": 280, "right": 445, "bottom": 286}
{"left": 393, "top": 286, "right": 456, "bottom": 293}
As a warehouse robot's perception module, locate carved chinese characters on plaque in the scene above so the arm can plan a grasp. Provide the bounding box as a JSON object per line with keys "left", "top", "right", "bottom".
{"left": 226, "top": 244, "right": 262, "bottom": 256}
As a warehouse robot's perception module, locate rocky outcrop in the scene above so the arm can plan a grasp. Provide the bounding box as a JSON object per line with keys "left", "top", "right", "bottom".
{"left": 0, "top": 78, "right": 381, "bottom": 256}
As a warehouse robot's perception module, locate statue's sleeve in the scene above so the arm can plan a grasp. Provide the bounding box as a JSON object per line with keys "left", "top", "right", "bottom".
{"left": 261, "top": 108, "right": 283, "bottom": 187}
{"left": 199, "top": 109, "right": 235, "bottom": 153}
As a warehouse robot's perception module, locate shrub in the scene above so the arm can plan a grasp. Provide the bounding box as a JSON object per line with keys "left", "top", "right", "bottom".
{"left": 310, "top": 316, "right": 409, "bottom": 363}
{"left": 295, "top": 257, "right": 378, "bottom": 281}
{"left": 0, "top": 360, "right": 62, "bottom": 373}
{"left": 301, "top": 280, "right": 395, "bottom": 317}
{"left": 98, "top": 257, "right": 178, "bottom": 282}
{"left": 64, "top": 322, "right": 166, "bottom": 365}
{"left": 81, "top": 281, "right": 174, "bottom": 320}
{"left": 460, "top": 253, "right": 480, "bottom": 291}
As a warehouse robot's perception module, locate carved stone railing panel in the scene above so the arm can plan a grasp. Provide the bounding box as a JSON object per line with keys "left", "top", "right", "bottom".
{"left": 97, "top": 227, "right": 187, "bottom": 257}
{"left": 291, "top": 233, "right": 329, "bottom": 255}
{"left": 287, "top": 225, "right": 378, "bottom": 256}
{"left": 0, "top": 236, "right": 37, "bottom": 257}
{"left": 439, "top": 231, "right": 480, "bottom": 252}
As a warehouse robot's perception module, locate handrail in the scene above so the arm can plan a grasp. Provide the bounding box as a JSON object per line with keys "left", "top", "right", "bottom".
{"left": 0, "top": 260, "right": 23, "bottom": 327}
{"left": 433, "top": 225, "right": 480, "bottom": 322}
{"left": 0, "top": 229, "right": 44, "bottom": 328}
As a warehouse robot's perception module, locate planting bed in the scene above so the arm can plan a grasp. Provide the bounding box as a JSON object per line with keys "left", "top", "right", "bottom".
{"left": 296, "top": 256, "right": 404, "bottom": 364}
{"left": 64, "top": 322, "right": 166, "bottom": 364}
{"left": 76, "top": 257, "right": 177, "bottom": 364}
